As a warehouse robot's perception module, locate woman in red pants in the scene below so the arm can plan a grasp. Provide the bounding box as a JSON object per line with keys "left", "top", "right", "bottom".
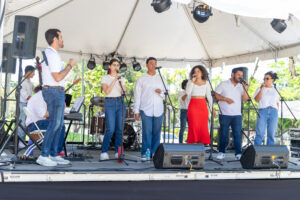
{"left": 186, "top": 65, "right": 212, "bottom": 144}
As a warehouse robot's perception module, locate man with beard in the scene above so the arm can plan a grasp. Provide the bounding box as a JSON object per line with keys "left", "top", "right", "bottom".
{"left": 215, "top": 67, "right": 249, "bottom": 161}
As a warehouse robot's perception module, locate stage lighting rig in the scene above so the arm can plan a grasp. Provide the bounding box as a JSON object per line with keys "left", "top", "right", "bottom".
{"left": 271, "top": 19, "right": 287, "bottom": 33}
{"left": 192, "top": 3, "right": 213, "bottom": 23}
{"left": 102, "top": 56, "right": 110, "bottom": 70}
{"left": 151, "top": 0, "right": 172, "bottom": 13}
{"left": 87, "top": 54, "right": 96, "bottom": 70}
{"left": 119, "top": 57, "right": 127, "bottom": 72}
{"left": 132, "top": 58, "right": 142, "bottom": 71}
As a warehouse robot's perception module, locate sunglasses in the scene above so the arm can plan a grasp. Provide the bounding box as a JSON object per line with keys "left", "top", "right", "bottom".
{"left": 264, "top": 77, "right": 272, "bottom": 80}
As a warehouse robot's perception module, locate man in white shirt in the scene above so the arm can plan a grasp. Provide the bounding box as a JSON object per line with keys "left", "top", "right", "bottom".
{"left": 215, "top": 67, "right": 249, "bottom": 160}
{"left": 36, "top": 28, "right": 76, "bottom": 167}
{"left": 18, "top": 65, "right": 35, "bottom": 141}
{"left": 26, "top": 86, "right": 66, "bottom": 156}
{"left": 134, "top": 57, "right": 165, "bottom": 160}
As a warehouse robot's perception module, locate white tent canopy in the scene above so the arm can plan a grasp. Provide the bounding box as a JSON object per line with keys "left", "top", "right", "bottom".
{"left": 2, "top": 0, "right": 300, "bottom": 68}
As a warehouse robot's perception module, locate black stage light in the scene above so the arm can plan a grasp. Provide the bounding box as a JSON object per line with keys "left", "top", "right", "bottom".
{"left": 119, "top": 58, "right": 127, "bottom": 72}
{"left": 102, "top": 56, "right": 110, "bottom": 70}
{"left": 87, "top": 54, "right": 96, "bottom": 70}
{"left": 132, "top": 58, "right": 141, "bottom": 71}
{"left": 151, "top": 0, "right": 172, "bottom": 13}
{"left": 271, "top": 19, "right": 287, "bottom": 33}
{"left": 192, "top": 4, "right": 213, "bottom": 23}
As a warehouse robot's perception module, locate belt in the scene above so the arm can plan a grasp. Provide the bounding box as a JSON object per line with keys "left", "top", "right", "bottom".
{"left": 43, "top": 85, "right": 65, "bottom": 91}
{"left": 105, "top": 96, "right": 122, "bottom": 99}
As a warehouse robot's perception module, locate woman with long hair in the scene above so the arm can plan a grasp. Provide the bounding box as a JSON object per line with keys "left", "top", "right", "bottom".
{"left": 254, "top": 71, "right": 279, "bottom": 145}
{"left": 185, "top": 65, "right": 212, "bottom": 144}
{"left": 100, "top": 58, "right": 127, "bottom": 160}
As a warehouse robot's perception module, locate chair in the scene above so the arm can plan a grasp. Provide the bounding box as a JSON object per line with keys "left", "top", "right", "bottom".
{"left": 23, "top": 107, "right": 46, "bottom": 157}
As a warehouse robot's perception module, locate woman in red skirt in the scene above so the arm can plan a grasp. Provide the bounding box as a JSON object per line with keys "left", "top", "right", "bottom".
{"left": 186, "top": 65, "right": 212, "bottom": 144}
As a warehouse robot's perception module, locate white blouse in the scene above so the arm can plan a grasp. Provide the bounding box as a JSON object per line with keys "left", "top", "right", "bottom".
{"left": 101, "top": 75, "right": 125, "bottom": 97}
{"left": 186, "top": 80, "right": 212, "bottom": 108}
{"left": 254, "top": 86, "right": 279, "bottom": 109}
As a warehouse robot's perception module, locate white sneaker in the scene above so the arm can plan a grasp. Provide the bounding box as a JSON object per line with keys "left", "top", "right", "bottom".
{"left": 49, "top": 156, "right": 70, "bottom": 165}
{"left": 141, "top": 155, "right": 147, "bottom": 162}
{"left": 100, "top": 152, "right": 109, "bottom": 160}
{"left": 235, "top": 154, "right": 242, "bottom": 160}
{"left": 36, "top": 155, "right": 57, "bottom": 167}
{"left": 216, "top": 152, "right": 225, "bottom": 160}
{"left": 115, "top": 153, "right": 118, "bottom": 159}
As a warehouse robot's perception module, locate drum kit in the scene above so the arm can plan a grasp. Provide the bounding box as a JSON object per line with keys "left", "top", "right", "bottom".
{"left": 89, "top": 97, "right": 141, "bottom": 150}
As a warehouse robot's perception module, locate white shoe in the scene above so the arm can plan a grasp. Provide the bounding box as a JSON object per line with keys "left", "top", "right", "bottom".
{"left": 216, "top": 152, "right": 225, "bottom": 160}
{"left": 115, "top": 153, "right": 118, "bottom": 159}
{"left": 100, "top": 152, "right": 109, "bottom": 160}
{"left": 36, "top": 155, "right": 57, "bottom": 167}
{"left": 141, "top": 155, "right": 147, "bottom": 162}
{"left": 49, "top": 156, "right": 70, "bottom": 165}
{"left": 235, "top": 154, "right": 242, "bottom": 160}
{"left": 18, "top": 141, "right": 26, "bottom": 149}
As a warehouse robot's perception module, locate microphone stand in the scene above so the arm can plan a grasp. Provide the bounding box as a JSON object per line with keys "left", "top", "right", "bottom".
{"left": 206, "top": 75, "right": 223, "bottom": 166}
{"left": 273, "top": 83, "right": 297, "bottom": 143}
{"left": 156, "top": 67, "right": 175, "bottom": 143}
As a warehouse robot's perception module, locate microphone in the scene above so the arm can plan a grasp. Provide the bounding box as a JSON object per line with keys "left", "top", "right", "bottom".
{"left": 116, "top": 70, "right": 122, "bottom": 80}
{"left": 42, "top": 50, "right": 48, "bottom": 66}
{"left": 155, "top": 66, "right": 162, "bottom": 70}
{"left": 239, "top": 78, "right": 248, "bottom": 86}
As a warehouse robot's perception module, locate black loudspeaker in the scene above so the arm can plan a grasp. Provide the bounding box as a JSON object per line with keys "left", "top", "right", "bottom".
{"left": 153, "top": 143, "right": 205, "bottom": 169}
{"left": 240, "top": 145, "right": 289, "bottom": 169}
{"left": 240, "top": 67, "right": 248, "bottom": 82}
{"left": 1, "top": 43, "right": 16, "bottom": 74}
{"left": 12, "top": 15, "right": 39, "bottom": 59}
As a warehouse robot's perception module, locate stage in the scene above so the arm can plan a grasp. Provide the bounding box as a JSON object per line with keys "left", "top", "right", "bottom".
{"left": 0, "top": 146, "right": 300, "bottom": 183}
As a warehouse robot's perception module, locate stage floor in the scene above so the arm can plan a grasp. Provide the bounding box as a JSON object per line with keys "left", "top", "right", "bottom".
{"left": 1, "top": 146, "right": 300, "bottom": 182}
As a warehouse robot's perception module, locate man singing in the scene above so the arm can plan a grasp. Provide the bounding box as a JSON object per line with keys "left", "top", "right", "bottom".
{"left": 215, "top": 67, "right": 248, "bottom": 160}
{"left": 134, "top": 57, "right": 165, "bottom": 161}
{"left": 36, "top": 29, "right": 76, "bottom": 167}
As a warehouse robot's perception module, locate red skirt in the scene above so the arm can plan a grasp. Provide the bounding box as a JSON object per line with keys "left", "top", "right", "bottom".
{"left": 187, "top": 98, "right": 210, "bottom": 144}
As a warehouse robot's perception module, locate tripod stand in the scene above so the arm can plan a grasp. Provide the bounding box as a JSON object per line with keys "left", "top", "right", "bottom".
{"left": 273, "top": 84, "right": 297, "bottom": 142}
{"left": 0, "top": 58, "right": 41, "bottom": 158}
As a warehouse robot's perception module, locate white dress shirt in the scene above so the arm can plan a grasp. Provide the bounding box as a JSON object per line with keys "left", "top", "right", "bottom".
{"left": 20, "top": 78, "right": 34, "bottom": 103}
{"left": 101, "top": 75, "right": 125, "bottom": 97}
{"left": 215, "top": 79, "right": 244, "bottom": 116}
{"left": 134, "top": 73, "right": 166, "bottom": 117}
{"left": 254, "top": 86, "right": 279, "bottom": 109}
{"left": 178, "top": 90, "right": 190, "bottom": 110}
{"left": 42, "top": 47, "right": 65, "bottom": 87}
{"left": 185, "top": 80, "right": 212, "bottom": 108}
{"left": 25, "top": 91, "right": 47, "bottom": 126}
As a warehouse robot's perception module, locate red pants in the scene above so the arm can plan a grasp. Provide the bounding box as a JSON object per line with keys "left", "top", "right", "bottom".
{"left": 187, "top": 98, "right": 210, "bottom": 144}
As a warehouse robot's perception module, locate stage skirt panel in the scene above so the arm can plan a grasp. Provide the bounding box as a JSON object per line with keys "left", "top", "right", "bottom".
{"left": 187, "top": 98, "right": 210, "bottom": 144}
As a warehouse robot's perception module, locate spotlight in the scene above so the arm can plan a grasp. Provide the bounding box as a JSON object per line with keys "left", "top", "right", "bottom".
{"left": 271, "top": 19, "right": 287, "bottom": 33}
{"left": 132, "top": 58, "right": 141, "bottom": 71}
{"left": 119, "top": 58, "right": 127, "bottom": 72}
{"left": 87, "top": 54, "right": 96, "bottom": 70}
{"left": 102, "top": 56, "right": 110, "bottom": 70}
{"left": 151, "top": 0, "right": 172, "bottom": 13}
{"left": 192, "top": 3, "right": 213, "bottom": 23}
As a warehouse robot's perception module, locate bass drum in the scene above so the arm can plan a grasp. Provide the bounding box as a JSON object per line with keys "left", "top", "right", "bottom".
{"left": 110, "top": 123, "right": 136, "bottom": 149}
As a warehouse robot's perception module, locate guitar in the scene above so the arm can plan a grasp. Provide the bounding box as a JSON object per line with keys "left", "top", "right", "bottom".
{"left": 35, "top": 56, "right": 43, "bottom": 85}
{"left": 65, "top": 78, "right": 82, "bottom": 93}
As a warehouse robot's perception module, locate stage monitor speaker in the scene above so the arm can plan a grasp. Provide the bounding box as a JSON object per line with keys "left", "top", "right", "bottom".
{"left": 12, "top": 15, "right": 39, "bottom": 59}
{"left": 1, "top": 43, "right": 16, "bottom": 74}
{"left": 240, "top": 145, "right": 289, "bottom": 169}
{"left": 153, "top": 143, "right": 205, "bottom": 169}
